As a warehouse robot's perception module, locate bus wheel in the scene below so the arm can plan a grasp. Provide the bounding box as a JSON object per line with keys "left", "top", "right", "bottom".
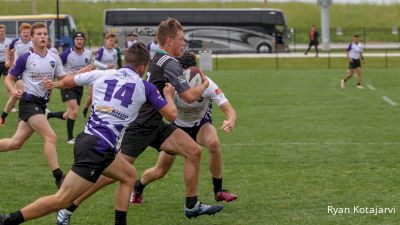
{"left": 257, "top": 44, "right": 272, "bottom": 53}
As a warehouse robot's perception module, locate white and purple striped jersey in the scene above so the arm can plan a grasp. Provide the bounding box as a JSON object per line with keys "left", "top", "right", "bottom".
{"left": 94, "top": 46, "right": 117, "bottom": 70}
{"left": 60, "top": 48, "right": 92, "bottom": 73}
{"left": 0, "top": 38, "right": 11, "bottom": 62}
{"left": 10, "top": 49, "right": 64, "bottom": 100}
{"left": 347, "top": 42, "right": 363, "bottom": 59}
{"left": 174, "top": 77, "right": 228, "bottom": 128}
{"left": 74, "top": 66, "right": 168, "bottom": 152}
{"left": 9, "top": 38, "right": 33, "bottom": 63}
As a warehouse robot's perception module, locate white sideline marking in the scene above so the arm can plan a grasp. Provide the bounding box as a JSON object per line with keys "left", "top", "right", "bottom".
{"left": 382, "top": 96, "right": 398, "bottom": 106}
{"left": 366, "top": 85, "right": 376, "bottom": 91}
{"left": 222, "top": 142, "right": 400, "bottom": 146}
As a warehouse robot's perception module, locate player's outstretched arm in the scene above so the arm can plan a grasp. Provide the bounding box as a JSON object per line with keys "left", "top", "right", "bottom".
{"left": 219, "top": 102, "right": 237, "bottom": 133}
{"left": 179, "top": 73, "right": 209, "bottom": 103}
{"left": 43, "top": 75, "right": 76, "bottom": 90}
{"left": 159, "top": 83, "right": 177, "bottom": 121}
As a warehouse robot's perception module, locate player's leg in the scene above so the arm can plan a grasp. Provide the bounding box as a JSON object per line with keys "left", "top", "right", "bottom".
{"left": 356, "top": 67, "right": 363, "bottom": 88}
{"left": 304, "top": 42, "right": 312, "bottom": 55}
{"left": 82, "top": 87, "right": 92, "bottom": 118}
{"left": 159, "top": 127, "right": 223, "bottom": 218}
{"left": 27, "top": 114, "right": 59, "bottom": 171}
{"left": 0, "top": 120, "right": 34, "bottom": 151}
{"left": 1, "top": 171, "right": 93, "bottom": 224}
{"left": 65, "top": 98, "right": 79, "bottom": 143}
{"left": 341, "top": 67, "right": 355, "bottom": 88}
{"left": 314, "top": 43, "right": 318, "bottom": 57}
{"left": 56, "top": 153, "right": 137, "bottom": 224}
{"left": 196, "top": 123, "right": 236, "bottom": 202}
{"left": 131, "top": 151, "right": 176, "bottom": 205}
{"left": 1, "top": 80, "right": 24, "bottom": 125}
{"left": 102, "top": 153, "right": 137, "bottom": 225}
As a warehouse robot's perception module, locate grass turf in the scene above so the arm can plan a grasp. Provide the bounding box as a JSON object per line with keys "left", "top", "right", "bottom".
{"left": 0, "top": 66, "right": 400, "bottom": 224}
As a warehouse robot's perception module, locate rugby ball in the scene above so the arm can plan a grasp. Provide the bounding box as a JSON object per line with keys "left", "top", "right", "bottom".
{"left": 183, "top": 66, "right": 202, "bottom": 87}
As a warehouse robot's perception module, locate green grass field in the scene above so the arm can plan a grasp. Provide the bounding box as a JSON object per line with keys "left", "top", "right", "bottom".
{"left": 1, "top": 66, "right": 400, "bottom": 224}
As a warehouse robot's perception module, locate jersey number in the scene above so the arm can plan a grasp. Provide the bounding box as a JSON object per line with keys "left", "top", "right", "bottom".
{"left": 103, "top": 79, "right": 135, "bottom": 107}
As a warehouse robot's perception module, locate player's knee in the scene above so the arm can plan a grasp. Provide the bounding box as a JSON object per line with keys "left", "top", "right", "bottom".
{"left": 69, "top": 109, "right": 78, "bottom": 120}
{"left": 187, "top": 143, "right": 202, "bottom": 158}
{"left": 44, "top": 132, "right": 57, "bottom": 144}
{"left": 207, "top": 139, "right": 221, "bottom": 154}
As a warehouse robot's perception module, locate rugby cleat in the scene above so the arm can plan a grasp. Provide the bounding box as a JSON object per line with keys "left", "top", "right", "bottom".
{"left": 130, "top": 191, "right": 142, "bottom": 205}
{"left": 66, "top": 139, "right": 75, "bottom": 145}
{"left": 184, "top": 201, "right": 223, "bottom": 219}
{"left": 215, "top": 190, "right": 237, "bottom": 202}
{"left": 357, "top": 85, "right": 365, "bottom": 89}
{"left": 56, "top": 209, "right": 72, "bottom": 225}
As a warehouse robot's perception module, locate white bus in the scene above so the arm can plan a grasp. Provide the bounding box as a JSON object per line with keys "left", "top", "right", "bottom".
{"left": 104, "top": 8, "right": 290, "bottom": 53}
{"left": 0, "top": 14, "right": 77, "bottom": 48}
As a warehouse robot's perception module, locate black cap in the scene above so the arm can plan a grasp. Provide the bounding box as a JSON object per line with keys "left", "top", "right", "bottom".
{"left": 73, "top": 32, "right": 85, "bottom": 40}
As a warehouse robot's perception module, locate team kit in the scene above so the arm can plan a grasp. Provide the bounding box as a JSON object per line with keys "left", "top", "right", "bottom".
{"left": 0, "top": 18, "right": 238, "bottom": 225}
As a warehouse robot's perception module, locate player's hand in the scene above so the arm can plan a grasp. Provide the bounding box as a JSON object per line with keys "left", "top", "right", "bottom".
{"left": 78, "top": 64, "right": 93, "bottom": 74}
{"left": 13, "top": 89, "right": 23, "bottom": 99}
{"left": 107, "top": 64, "right": 114, "bottom": 69}
{"left": 221, "top": 120, "right": 235, "bottom": 133}
{"left": 42, "top": 78, "right": 54, "bottom": 90}
{"left": 163, "top": 83, "right": 175, "bottom": 98}
{"left": 199, "top": 71, "right": 209, "bottom": 88}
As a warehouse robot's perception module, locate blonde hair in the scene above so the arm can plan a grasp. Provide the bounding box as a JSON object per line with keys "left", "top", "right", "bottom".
{"left": 0, "top": 24, "right": 6, "bottom": 30}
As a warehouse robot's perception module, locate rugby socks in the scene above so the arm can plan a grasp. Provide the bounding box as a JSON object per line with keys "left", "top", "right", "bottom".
{"left": 82, "top": 107, "right": 88, "bottom": 118}
{"left": 114, "top": 210, "right": 127, "bottom": 225}
{"left": 67, "top": 118, "right": 75, "bottom": 140}
{"left": 357, "top": 82, "right": 361, "bottom": 86}
{"left": 212, "top": 177, "right": 223, "bottom": 194}
{"left": 67, "top": 203, "right": 78, "bottom": 212}
{"left": 2, "top": 210, "right": 25, "bottom": 224}
{"left": 185, "top": 196, "right": 198, "bottom": 209}
{"left": 47, "top": 111, "right": 65, "bottom": 120}
{"left": 134, "top": 179, "right": 146, "bottom": 194}
{"left": 1, "top": 111, "right": 8, "bottom": 120}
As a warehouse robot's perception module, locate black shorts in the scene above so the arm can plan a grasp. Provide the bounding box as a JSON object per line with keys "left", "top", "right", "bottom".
{"left": 60, "top": 86, "right": 84, "bottom": 105}
{"left": 349, "top": 59, "right": 361, "bottom": 69}
{"left": 120, "top": 121, "right": 177, "bottom": 158}
{"left": 19, "top": 94, "right": 47, "bottom": 122}
{"left": 175, "top": 121, "right": 212, "bottom": 141}
{"left": 0, "top": 62, "right": 8, "bottom": 76}
{"left": 71, "top": 132, "right": 116, "bottom": 183}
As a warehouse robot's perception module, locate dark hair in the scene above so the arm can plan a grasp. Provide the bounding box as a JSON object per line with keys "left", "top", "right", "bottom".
{"left": 156, "top": 17, "right": 183, "bottom": 46}
{"left": 30, "top": 22, "right": 46, "bottom": 36}
{"left": 354, "top": 35, "right": 360, "bottom": 38}
{"left": 177, "top": 51, "right": 196, "bottom": 69}
{"left": 73, "top": 31, "right": 85, "bottom": 40}
{"left": 125, "top": 42, "right": 150, "bottom": 68}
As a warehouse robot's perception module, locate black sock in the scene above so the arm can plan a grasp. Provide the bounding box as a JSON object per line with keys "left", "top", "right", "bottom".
{"left": 52, "top": 168, "right": 63, "bottom": 181}
{"left": 47, "top": 111, "right": 65, "bottom": 120}
{"left": 133, "top": 179, "right": 146, "bottom": 194}
{"left": 67, "top": 118, "right": 75, "bottom": 140}
{"left": 185, "top": 196, "right": 198, "bottom": 209}
{"left": 82, "top": 108, "right": 88, "bottom": 117}
{"left": 357, "top": 82, "right": 361, "bottom": 86}
{"left": 3, "top": 210, "right": 25, "bottom": 225}
{"left": 212, "top": 177, "right": 223, "bottom": 194}
{"left": 67, "top": 203, "right": 78, "bottom": 212}
{"left": 114, "top": 210, "right": 127, "bottom": 225}
{"left": 1, "top": 111, "right": 8, "bottom": 119}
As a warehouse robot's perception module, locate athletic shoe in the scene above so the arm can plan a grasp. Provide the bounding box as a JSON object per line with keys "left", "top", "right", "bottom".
{"left": 130, "top": 191, "right": 143, "bottom": 205}
{"left": 0, "top": 118, "right": 4, "bottom": 126}
{"left": 184, "top": 201, "right": 223, "bottom": 219}
{"left": 357, "top": 85, "right": 365, "bottom": 89}
{"left": 215, "top": 189, "right": 237, "bottom": 202}
{"left": 340, "top": 79, "right": 345, "bottom": 88}
{"left": 55, "top": 175, "right": 66, "bottom": 189}
{"left": 56, "top": 209, "right": 72, "bottom": 225}
{"left": 67, "top": 139, "right": 75, "bottom": 145}
{"left": 10, "top": 108, "right": 18, "bottom": 113}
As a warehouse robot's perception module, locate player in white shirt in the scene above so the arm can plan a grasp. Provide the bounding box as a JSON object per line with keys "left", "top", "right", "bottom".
{"left": 82, "top": 33, "right": 118, "bottom": 118}
{"left": 131, "top": 52, "right": 238, "bottom": 205}
{"left": 0, "top": 24, "right": 11, "bottom": 79}
{"left": 340, "top": 35, "right": 365, "bottom": 89}
{"left": 0, "top": 43, "right": 177, "bottom": 225}
{"left": 124, "top": 32, "right": 137, "bottom": 49}
{"left": 147, "top": 36, "right": 159, "bottom": 60}
{"left": 0, "top": 22, "right": 69, "bottom": 191}
{"left": 0, "top": 23, "right": 32, "bottom": 125}
{"left": 47, "top": 32, "right": 93, "bottom": 144}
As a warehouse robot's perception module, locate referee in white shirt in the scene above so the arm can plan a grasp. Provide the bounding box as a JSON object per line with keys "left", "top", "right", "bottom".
{"left": 340, "top": 35, "right": 365, "bottom": 89}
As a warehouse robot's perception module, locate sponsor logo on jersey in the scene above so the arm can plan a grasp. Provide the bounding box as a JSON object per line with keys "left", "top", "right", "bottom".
{"left": 215, "top": 88, "right": 222, "bottom": 95}
{"left": 85, "top": 58, "right": 89, "bottom": 64}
